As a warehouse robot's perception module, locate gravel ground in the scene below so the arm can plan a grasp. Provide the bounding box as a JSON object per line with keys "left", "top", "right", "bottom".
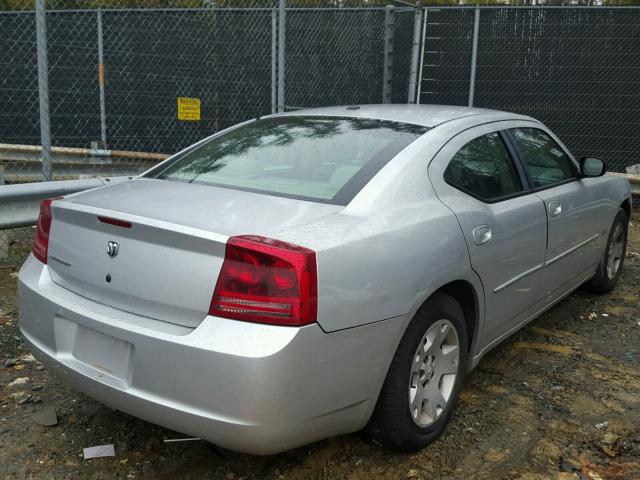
{"left": 1, "top": 212, "right": 639, "bottom": 480}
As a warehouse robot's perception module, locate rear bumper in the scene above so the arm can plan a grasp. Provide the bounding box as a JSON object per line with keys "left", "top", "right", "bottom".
{"left": 18, "top": 255, "right": 406, "bottom": 454}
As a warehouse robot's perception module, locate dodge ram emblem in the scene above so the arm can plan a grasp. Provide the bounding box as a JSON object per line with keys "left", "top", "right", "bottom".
{"left": 107, "top": 241, "right": 119, "bottom": 258}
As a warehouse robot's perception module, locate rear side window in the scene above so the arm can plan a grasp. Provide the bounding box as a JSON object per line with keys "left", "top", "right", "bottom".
{"left": 149, "top": 116, "right": 428, "bottom": 205}
{"left": 444, "top": 132, "right": 523, "bottom": 201}
{"left": 508, "top": 128, "right": 577, "bottom": 188}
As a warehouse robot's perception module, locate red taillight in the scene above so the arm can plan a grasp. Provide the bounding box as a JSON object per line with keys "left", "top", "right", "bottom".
{"left": 210, "top": 235, "right": 318, "bottom": 326}
{"left": 32, "top": 198, "right": 56, "bottom": 264}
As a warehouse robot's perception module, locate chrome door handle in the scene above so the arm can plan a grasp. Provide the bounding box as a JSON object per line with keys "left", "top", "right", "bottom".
{"left": 549, "top": 201, "right": 562, "bottom": 217}
{"left": 472, "top": 225, "right": 492, "bottom": 245}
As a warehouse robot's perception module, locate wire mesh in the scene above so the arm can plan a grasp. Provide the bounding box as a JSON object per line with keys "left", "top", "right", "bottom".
{"left": 0, "top": 12, "right": 39, "bottom": 263}
{"left": 0, "top": 1, "right": 417, "bottom": 265}
{"left": 390, "top": 8, "right": 414, "bottom": 103}
{"left": 0, "top": 12, "right": 39, "bottom": 147}
{"left": 473, "top": 8, "right": 640, "bottom": 173}
{"left": 2, "top": 3, "right": 640, "bottom": 266}
{"left": 0, "top": 1, "right": 416, "bottom": 185}
{"left": 101, "top": 8, "right": 273, "bottom": 154}
{"left": 419, "top": 8, "right": 475, "bottom": 106}
{"left": 419, "top": 7, "right": 640, "bottom": 173}
{"left": 47, "top": 11, "right": 100, "bottom": 151}
{"left": 285, "top": 8, "right": 387, "bottom": 109}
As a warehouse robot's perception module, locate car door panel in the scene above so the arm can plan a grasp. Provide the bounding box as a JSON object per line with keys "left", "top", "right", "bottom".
{"left": 534, "top": 181, "right": 606, "bottom": 296}
{"left": 506, "top": 127, "right": 609, "bottom": 298}
{"left": 450, "top": 197, "right": 548, "bottom": 346}
{"left": 428, "top": 123, "right": 548, "bottom": 348}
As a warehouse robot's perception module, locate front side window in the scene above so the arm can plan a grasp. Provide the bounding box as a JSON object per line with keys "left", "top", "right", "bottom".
{"left": 444, "top": 132, "right": 523, "bottom": 201}
{"left": 508, "top": 128, "right": 577, "bottom": 188}
{"left": 149, "top": 116, "right": 428, "bottom": 205}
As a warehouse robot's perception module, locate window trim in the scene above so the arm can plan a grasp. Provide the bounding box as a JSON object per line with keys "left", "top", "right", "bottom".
{"left": 442, "top": 125, "right": 584, "bottom": 205}
{"left": 500, "top": 130, "right": 531, "bottom": 191}
{"left": 442, "top": 130, "right": 528, "bottom": 204}
{"left": 504, "top": 127, "right": 580, "bottom": 193}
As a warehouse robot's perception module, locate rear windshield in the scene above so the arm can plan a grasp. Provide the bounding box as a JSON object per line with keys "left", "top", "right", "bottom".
{"left": 148, "top": 116, "right": 428, "bottom": 205}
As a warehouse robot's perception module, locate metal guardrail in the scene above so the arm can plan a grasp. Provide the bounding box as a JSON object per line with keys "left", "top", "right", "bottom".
{"left": 0, "top": 176, "right": 130, "bottom": 229}
{"left": 0, "top": 143, "right": 168, "bottom": 184}
{"left": 0, "top": 171, "right": 637, "bottom": 232}
{"left": 607, "top": 172, "right": 640, "bottom": 198}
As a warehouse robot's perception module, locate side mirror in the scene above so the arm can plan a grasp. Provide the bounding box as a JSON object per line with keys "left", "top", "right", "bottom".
{"left": 580, "top": 157, "right": 607, "bottom": 178}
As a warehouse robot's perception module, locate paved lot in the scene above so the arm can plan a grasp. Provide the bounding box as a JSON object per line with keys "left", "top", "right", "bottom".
{"left": 1, "top": 213, "right": 639, "bottom": 480}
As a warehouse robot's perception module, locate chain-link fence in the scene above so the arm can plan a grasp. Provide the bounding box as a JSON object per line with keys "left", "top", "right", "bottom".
{"left": 1, "top": 3, "right": 640, "bottom": 266}
{"left": 1, "top": 1, "right": 416, "bottom": 177}
{"left": 3, "top": 4, "right": 638, "bottom": 182}
{"left": 0, "top": 0, "right": 418, "bottom": 265}
{"left": 419, "top": 6, "right": 640, "bottom": 173}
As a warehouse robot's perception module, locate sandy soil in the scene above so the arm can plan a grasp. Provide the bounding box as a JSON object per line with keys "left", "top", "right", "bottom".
{"left": 0, "top": 213, "right": 639, "bottom": 480}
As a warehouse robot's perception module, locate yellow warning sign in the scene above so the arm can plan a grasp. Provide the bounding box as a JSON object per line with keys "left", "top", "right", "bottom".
{"left": 177, "top": 97, "right": 201, "bottom": 121}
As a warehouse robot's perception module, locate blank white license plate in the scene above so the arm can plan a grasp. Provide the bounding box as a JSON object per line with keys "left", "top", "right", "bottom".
{"left": 72, "top": 324, "right": 133, "bottom": 380}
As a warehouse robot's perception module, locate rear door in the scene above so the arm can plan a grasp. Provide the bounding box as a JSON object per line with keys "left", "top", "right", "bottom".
{"left": 506, "top": 127, "right": 607, "bottom": 298}
{"left": 428, "top": 123, "right": 548, "bottom": 346}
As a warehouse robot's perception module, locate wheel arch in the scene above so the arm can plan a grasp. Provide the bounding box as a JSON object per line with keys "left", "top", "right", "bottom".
{"left": 436, "top": 280, "right": 479, "bottom": 354}
{"left": 405, "top": 278, "right": 482, "bottom": 357}
{"left": 620, "top": 198, "right": 631, "bottom": 221}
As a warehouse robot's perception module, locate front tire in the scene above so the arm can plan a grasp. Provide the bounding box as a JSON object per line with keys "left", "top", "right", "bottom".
{"left": 586, "top": 208, "right": 628, "bottom": 294}
{"left": 368, "top": 292, "right": 468, "bottom": 452}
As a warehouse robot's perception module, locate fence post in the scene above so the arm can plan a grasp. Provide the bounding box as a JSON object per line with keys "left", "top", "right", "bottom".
{"left": 35, "top": 0, "right": 52, "bottom": 181}
{"left": 468, "top": 6, "right": 480, "bottom": 107}
{"left": 382, "top": 5, "right": 394, "bottom": 104}
{"left": 271, "top": 8, "right": 277, "bottom": 114}
{"left": 416, "top": 7, "right": 427, "bottom": 105}
{"left": 97, "top": 9, "right": 108, "bottom": 149}
{"left": 407, "top": 2, "right": 423, "bottom": 104}
{"left": 277, "top": 0, "right": 286, "bottom": 113}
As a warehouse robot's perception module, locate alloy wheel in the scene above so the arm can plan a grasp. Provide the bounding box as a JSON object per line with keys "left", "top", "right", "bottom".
{"left": 408, "top": 319, "right": 460, "bottom": 427}
{"left": 606, "top": 223, "right": 625, "bottom": 280}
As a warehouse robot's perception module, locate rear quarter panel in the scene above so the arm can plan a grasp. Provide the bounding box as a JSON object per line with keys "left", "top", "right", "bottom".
{"left": 272, "top": 132, "right": 483, "bottom": 334}
{"left": 312, "top": 204, "right": 478, "bottom": 333}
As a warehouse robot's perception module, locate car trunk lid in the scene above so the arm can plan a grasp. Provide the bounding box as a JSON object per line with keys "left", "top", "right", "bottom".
{"left": 46, "top": 179, "right": 342, "bottom": 328}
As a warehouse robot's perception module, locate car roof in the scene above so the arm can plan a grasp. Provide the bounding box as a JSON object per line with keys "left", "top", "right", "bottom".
{"left": 275, "top": 104, "right": 535, "bottom": 128}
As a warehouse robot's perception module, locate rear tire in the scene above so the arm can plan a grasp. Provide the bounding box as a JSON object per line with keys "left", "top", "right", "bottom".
{"left": 368, "top": 292, "right": 468, "bottom": 452}
{"left": 586, "top": 208, "right": 628, "bottom": 294}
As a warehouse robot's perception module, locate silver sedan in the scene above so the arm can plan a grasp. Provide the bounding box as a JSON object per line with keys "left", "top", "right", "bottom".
{"left": 18, "top": 105, "right": 631, "bottom": 454}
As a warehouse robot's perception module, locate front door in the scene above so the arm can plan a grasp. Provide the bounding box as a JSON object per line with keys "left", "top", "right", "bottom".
{"left": 428, "top": 124, "right": 548, "bottom": 347}
{"left": 506, "top": 127, "right": 607, "bottom": 298}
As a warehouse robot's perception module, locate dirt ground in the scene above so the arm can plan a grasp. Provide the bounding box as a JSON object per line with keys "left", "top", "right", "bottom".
{"left": 1, "top": 214, "right": 639, "bottom": 480}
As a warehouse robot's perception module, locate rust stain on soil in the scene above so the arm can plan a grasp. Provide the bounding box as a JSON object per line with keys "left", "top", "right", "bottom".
{"left": 512, "top": 341, "right": 576, "bottom": 355}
